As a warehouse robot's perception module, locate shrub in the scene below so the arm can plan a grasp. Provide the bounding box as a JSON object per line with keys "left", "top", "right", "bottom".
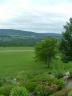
{"left": 10, "top": 86, "right": 28, "bottom": 96}
{"left": 0, "top": 79, "right": 4, "bottom": 87}
{"left": 32, "top": 73, "right": 56, "bottom": 82}
{"left": 68, "top": 91, "right": 72, "bottom": 96}
{"left": 69, "top": 71, "right": 72, "bottom": 78}
{"left": 0, "top": 85, "right": 13, "bottom": 96}
{"left": 50, "top": 88, "right": 72, "bottom": 96}
{"left": 33, "top": 73, "right": 65, "bottom": 90}
{"left": 0, "top": 95, "right": 5, "bottom": 96}
{"left": 24, "top": 80, "right": 37, "bottom": 92}
{"left": 53, "top": 71, "right": 64, "bottom": 79}
{"left": 23, "top": 73, "right": 65, "bottom": 95}
{"left": 55, "top": 79, "right": 65, "bottom": 90}
{"left": 34, "top": 84, "right": 57, "bottom": 96}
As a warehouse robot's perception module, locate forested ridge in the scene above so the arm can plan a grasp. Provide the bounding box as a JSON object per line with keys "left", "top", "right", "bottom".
{"left": 0, "top": 29, "right": 62, "bottom": 46}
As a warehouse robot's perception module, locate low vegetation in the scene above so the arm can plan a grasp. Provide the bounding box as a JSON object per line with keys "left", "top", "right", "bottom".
{"left": 10, "top": 86, "right": 28, "bottom": 96}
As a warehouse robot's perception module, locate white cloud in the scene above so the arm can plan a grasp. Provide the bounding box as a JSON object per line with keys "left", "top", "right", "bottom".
{"left": 0, "top": 0, "right": 72, "bottom": 33}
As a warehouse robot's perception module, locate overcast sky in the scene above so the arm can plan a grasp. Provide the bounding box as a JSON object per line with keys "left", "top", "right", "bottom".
{"left": 0, "top": 0, "right": 72, "bottom": 33}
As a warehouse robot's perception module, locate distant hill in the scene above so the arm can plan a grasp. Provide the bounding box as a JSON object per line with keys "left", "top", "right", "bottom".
{"left": 0, "top": 29, "right": 62, "bottom": 46}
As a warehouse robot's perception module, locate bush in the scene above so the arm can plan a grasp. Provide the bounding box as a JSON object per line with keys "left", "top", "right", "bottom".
{"left": 10, "top": 86, "right": 28, "bottom": 96}
{"left": 53, "top": 71, "right": 64, "bottom": 79}
{"left": 24, "top": 80, "right": 37, "bottom": 92}
{"left": 0, "top": 95, "right": 5, "bottom": 96}
{"left": 0, "top": 85, "right": 13, "bottom": 96}
{"left": 35, "top": 84, "right": 57, "bottom": 96}
{"left": 23, "top": 73, "right": 65, "bottom": 96}
{"left": 0, "top": 79, "right": 4, "bottom": 87}
{"left": 55, "top": 79, "right": 65, "bottom": 90}
{"left": 68, "top": 91, "right": 72, "bottom": 96}
{"left": 69, "top": 71, "right": 72, "bottom": 78}
{"left": 33, "top": 73, "right": 65, "bottom": 90}
{"left": 50, "top": 88, "right": 72, "bottom": 96}
{"left": 32, "top": 73, "right": 56, "bottom": 82}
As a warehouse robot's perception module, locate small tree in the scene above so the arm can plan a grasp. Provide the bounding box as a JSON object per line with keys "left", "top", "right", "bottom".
{"left": 35, "top": 37, "right": 57, "bottom": 68}
{"left": 60, "top": 18, "right": 72, "bottom": 62}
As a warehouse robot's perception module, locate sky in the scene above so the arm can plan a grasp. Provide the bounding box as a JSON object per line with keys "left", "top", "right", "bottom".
{"left": 0, "top": 0, "right": 72, "bottom": 33}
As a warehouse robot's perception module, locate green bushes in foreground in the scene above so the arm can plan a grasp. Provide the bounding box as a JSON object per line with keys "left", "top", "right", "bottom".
{"left": 10, "top": 86, "right": 28, "bottom": 96}
{"left": 0, "top": 85, "right": 13, "bottom": 96}
{"left": 0, "top": 73, "right": 65, "bottom": 96}
{"left": 50, "top": 88, "right": 72, "bottom": 96}
{"left": 24, "top": 73, "right": 65, "bottom": 96}
{"left": 0, "top": 95, "right": 5, "bottom": 96}
{"left": 34, "top": 84, "right": 57, "bottom": 96}
{"left": 68, "top": 91, "right": 72, "bottom": 96}
{"left": 24, "top": 80, "right": 37, "bottom": 92}
{"left": 34, "top": 78, "right": 65, "bottom": 96}
{"left": 32, "top": 73, "right": 65, "bottom": 90}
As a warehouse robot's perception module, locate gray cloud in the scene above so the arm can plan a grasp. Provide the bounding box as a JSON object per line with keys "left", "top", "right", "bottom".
{"left": 1, "top": 12, "right": 66, "bottom": 33}
{"left": 0, "top": 0, "right": 72, "bottom": 33}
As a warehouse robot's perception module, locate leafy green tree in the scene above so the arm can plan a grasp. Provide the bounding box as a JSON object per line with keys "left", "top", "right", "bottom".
{"left": 60, "top": 18, "right": 72, "bottom": 62}
{"left": 35, "top": 37, "right": 57, "bottom": 68}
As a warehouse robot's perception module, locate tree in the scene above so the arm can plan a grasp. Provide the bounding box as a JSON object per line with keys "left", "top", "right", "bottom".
{"left": 35, "top": 37, "right": 57, "bottom": 68}
{"left": 60, "top": 18, "right": 72, "bottom": 62}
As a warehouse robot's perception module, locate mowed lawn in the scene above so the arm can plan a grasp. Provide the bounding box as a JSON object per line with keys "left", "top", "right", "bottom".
{"left": 0, "top": 47, "right": 72, "bottom": 77}
{"left": 0, "top": 47, "right": 48, "bottom": 77}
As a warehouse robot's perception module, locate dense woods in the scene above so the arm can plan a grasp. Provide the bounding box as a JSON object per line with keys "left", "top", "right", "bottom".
{"left": 0, "top": 29, "right": 62, "bottom": 46}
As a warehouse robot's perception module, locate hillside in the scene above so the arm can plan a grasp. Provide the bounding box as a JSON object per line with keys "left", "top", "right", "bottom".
{"left": 0, "top": 29, "right": 62, "bottom": 46}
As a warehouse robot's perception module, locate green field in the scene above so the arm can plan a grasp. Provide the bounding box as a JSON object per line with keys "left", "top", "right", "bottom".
{"left": 0, "top": 47, "right": 72, "bottom": 77}
{"left": 0, "top": 47, "right": 48, "bottom": 77}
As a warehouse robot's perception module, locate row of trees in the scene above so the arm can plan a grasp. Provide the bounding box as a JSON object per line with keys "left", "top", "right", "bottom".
{"left": 0, "top": 38, "right": 40, "bottom": 47}
{"left": 35, "top": 18, "right": 72, "bottom": 67}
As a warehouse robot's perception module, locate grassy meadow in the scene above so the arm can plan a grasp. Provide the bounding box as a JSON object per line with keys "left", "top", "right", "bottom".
{"left": 0, "top": 47, "right": 48, "bottom": 77}
{"left": 0, "top": 47, "right": 71, "bottom": 77}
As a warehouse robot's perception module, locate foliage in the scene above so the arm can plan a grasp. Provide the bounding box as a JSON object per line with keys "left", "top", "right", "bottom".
{"left": 35, "top": 37, "right": 57, "bottom": 67}
{"left": 68, "top": 91, "right": 72, "bottom": 96}
{"left": 24, "top": 73, "right": 65, "bottom": 95}
{"left": 24, "top": 80, "right": 37, "bottom": 92}
{"left": 0, "top": 95, "right": 5, "bottom": 96}
{"left": 35, "top": 84, "right": 57, "bottom": 96}
{"left": 0, "top": 79, "right": 5, "bottom": 87}
{"left": 55, "top": 79, "right": 65, "bottom": 90}
{"left": 32, "top": 72, "right": 56, "bottom": 82}
{"left": 60, "top": 18, "right": 72, "bottom": 63}
{"left": 10, "top": 86, "right": 28, "bottom": 96}
{"left": 32, "top": 73, "right": 65, "bottom": 89}
{"left": 50, "top": 88, "right": 72, "bottom": 96}
{"left": 18, "top": 72, "right": 65, "bottom": 96}
{"left": 53, "top": 71, "right": 64, "bottom": 79}
{"left": 0, "top": 85, "right": 13, "bottom": 96}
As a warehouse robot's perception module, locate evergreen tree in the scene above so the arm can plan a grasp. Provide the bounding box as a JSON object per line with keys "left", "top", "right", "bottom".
{"left": 60, "top": 18, "right": 72, "bottom": 62}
